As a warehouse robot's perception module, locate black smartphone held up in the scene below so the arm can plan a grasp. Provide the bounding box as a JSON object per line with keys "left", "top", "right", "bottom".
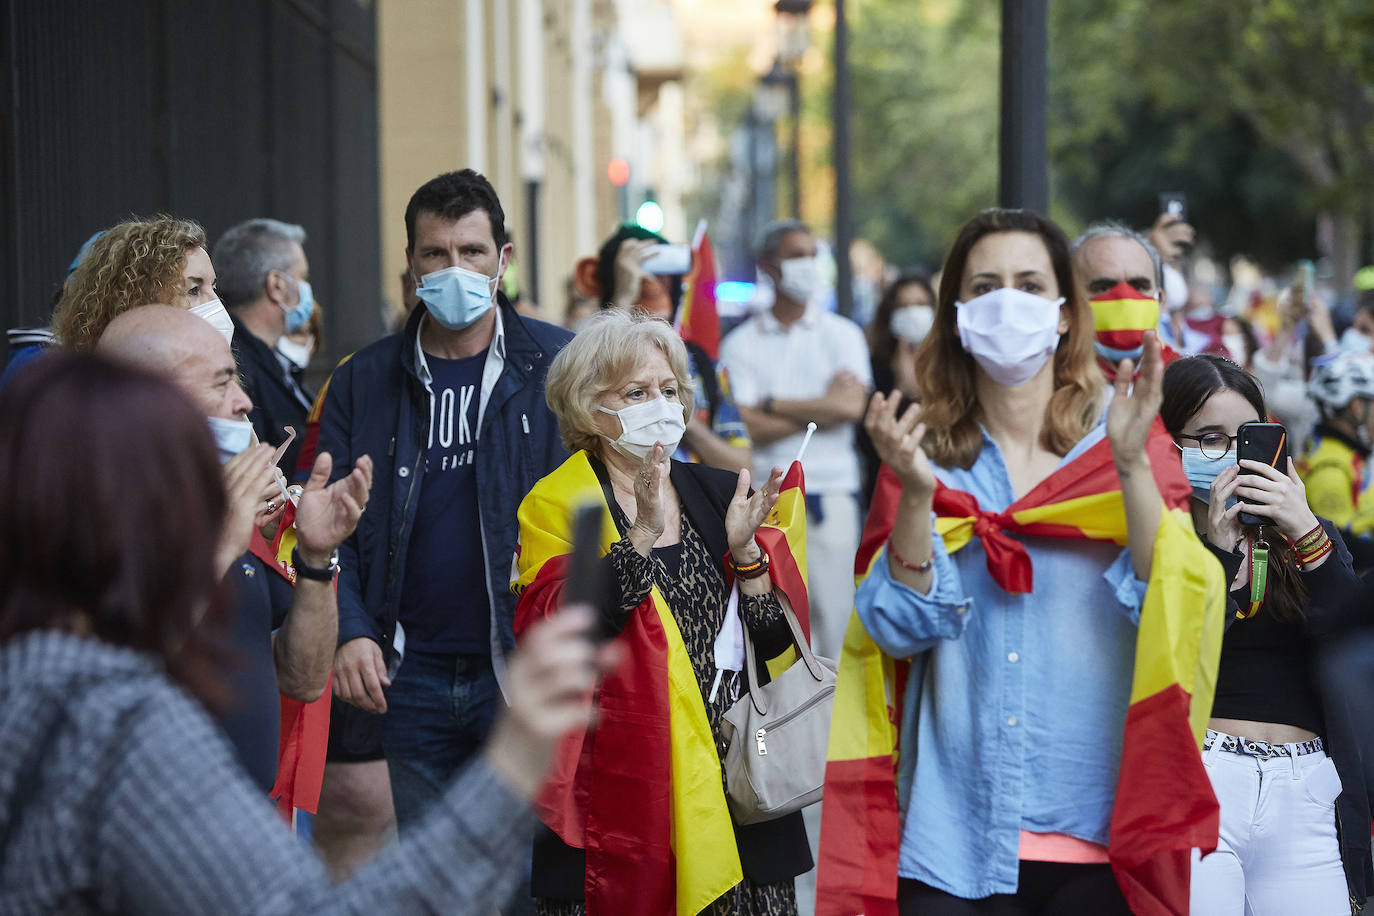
{"left": 1236, "top": 422, "right": 1289, "bottom": 526}
{"left": 565, "top": 503, "right": 609, "bottom": 637}
{"left": 1159, "top": 191, "right": 1188, "bottom": 223}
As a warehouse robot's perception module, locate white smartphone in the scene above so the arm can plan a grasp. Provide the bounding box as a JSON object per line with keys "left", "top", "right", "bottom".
{"left": 640, "top": 243, "right": 691, "bottom": 276}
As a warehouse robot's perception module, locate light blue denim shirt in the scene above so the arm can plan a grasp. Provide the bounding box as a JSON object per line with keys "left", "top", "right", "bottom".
{"left": 855, "top": 423, "right": 1148, "bottom": 899}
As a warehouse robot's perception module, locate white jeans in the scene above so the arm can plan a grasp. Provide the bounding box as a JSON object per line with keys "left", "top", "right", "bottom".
{"left": 1190, "top": 734, "right": 1349, "bottom": 916}
{"left": 805, "top": 492, "right": 861, "bottom": 662}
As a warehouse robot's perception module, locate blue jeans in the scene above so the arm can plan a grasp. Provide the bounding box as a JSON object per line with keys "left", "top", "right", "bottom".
{"left": 381, "top": 649, "right": 500, "bottom": 831}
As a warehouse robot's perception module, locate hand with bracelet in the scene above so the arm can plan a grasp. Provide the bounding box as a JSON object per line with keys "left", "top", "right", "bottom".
{"left": 1234, "top": 457, "right": 1331, "bottom": 569}
{"left": 864, "top": 389, "right": 937, "bottom": 590}
{"left": 724, "top": 464, "right": 786, "bottom": 594}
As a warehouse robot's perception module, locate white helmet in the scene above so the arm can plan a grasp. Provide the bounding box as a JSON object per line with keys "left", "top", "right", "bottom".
{"left": 1308, "top": 350, "right": 1374, "bottom": 411}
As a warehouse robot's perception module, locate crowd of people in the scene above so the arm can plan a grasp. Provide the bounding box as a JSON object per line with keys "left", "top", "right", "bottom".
{"left": 2, "top": 164, "right": 1373, "bottom": 916}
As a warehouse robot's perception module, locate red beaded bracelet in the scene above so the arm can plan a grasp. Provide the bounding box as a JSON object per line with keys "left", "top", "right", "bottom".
{"left": 890, "top": 545, "right": 934, "bottom": 574}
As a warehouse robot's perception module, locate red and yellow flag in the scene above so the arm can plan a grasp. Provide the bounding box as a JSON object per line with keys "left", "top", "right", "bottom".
{"left": 677, "top": 223, "right": 721, "bottom": 361}
{"left": 817, "top": 428, "right": 1224, "bottom": 916}
{"left": 249, "top": 508, "right": 332, "bottom": 822}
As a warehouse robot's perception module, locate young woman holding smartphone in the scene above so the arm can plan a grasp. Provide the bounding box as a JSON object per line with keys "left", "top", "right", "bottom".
{"left": 1161, "top": 354, "right": 1370, "bottom": 914}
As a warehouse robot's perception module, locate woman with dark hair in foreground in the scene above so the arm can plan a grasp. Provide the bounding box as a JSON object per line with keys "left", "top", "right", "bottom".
{"left": 0, "top": 352, "right": 616, "bottom": 914}
{"left": 1160, "top": 354, "right": 1369, "bottom": 912}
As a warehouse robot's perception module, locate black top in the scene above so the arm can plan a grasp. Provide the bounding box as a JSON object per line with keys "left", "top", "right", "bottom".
{"left": 1210, "top": 598, "right": 1324, "bottom": 734}
{"left": 1205, "top": 520, "right": 1374, "bottom": 903}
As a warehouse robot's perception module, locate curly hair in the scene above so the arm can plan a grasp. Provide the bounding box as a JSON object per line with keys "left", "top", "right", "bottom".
{"left": 51, "top": 216, "right": 206, "bottom": 351}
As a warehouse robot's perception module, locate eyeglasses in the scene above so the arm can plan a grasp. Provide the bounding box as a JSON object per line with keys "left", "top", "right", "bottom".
{"left": 1174, "top": 432, "right": 1237, "bottom": 460}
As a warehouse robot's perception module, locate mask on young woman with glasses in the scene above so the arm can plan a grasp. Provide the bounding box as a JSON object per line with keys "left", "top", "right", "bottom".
{"left": 1177, "top": 432, "right": 1239, "bottom": 508}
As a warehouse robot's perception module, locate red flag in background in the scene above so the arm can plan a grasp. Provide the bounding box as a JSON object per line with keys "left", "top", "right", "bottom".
{"left": 677, "top": 220, "right": 721, "bottom": 360}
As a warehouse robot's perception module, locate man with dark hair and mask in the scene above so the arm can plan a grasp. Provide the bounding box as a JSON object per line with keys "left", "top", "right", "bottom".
{"left": 572, "top": 223, "right": 752, "bottom": 474}
{"left": 717, "top": 219, "right": 871, "bottom": 662}
{"left": 317, "top": 169, "right": 572, "bottom": 837}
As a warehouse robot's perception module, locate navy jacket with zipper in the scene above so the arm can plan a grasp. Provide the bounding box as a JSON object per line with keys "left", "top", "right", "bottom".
{"left": 316, "top": 297, "right": 572, "bottom": 686}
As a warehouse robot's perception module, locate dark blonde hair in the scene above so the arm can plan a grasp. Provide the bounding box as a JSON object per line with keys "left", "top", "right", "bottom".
{"left": 51, "top": 216, "right": 207, "bottom": 351}
{"left": 916, "top": 209, "right": 1102, "bottom": 469}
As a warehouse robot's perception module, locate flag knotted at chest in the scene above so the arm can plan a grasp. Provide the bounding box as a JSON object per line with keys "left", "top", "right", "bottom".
{"left": 817, "top": 422, "right": 1225, "bottom": 916}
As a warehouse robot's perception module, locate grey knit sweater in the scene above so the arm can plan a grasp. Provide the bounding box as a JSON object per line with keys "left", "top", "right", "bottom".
{"left": 0, "top": 631, "right": 534, "bottom": 913}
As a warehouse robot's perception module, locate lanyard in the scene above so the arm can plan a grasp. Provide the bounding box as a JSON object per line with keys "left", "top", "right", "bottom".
{"left": 1237, "top": 536, "right": 1270, "bottom": 620}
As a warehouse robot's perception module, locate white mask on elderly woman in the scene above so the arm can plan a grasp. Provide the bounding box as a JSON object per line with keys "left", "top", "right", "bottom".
{"left": 598, "top": 396, "right": 686, "bottom": 462}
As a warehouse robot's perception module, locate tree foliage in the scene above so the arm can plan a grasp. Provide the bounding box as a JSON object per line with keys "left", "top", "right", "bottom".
{"left": 836, "top": 0, "right": 1372, "bottom": 275}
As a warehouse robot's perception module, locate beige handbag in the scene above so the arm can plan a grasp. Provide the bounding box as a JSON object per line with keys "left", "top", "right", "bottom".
{"left": 720, "top": 596, "right": 837, "bottom": 825}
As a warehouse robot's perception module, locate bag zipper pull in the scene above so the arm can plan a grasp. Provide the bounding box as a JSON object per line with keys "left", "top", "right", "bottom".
{"left": 756, "top": 727, "right": 767, "bottom": 756}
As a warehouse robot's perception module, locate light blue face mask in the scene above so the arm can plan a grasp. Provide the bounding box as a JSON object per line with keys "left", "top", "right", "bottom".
{"left": 415, "top": 264, "right": 498, "bottom": 330}
{"left": 1180, "top": 445, "right": 1238, "bottom": 508}
{"left": 283, "top": 278, "right": 315, "bottom": 334}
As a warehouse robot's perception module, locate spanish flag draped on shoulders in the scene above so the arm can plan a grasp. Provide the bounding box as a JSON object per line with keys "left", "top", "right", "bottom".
{"left": 511, "top": 449, "right": 812, "bottom": 915}
{"left": 816, "top": 421, "right": 1226, "bottom": 916}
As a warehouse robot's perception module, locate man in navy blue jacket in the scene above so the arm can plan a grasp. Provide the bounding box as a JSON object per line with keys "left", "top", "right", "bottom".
{"left": 318, "top": 170, "right": 571, "bottom": 831}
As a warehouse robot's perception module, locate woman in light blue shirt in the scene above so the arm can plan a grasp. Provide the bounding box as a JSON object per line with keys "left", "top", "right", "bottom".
{"left": 858, "top": 208, "right": 1168, "bottom": 913}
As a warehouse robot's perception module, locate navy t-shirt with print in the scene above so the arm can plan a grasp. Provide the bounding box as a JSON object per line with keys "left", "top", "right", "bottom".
{"left": 398, "top": 350, "right": 490, "bottom": 654}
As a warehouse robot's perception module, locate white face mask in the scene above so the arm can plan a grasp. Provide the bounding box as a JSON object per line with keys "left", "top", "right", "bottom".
{"left": 276, "top": 336, "right": 314, "bottom": 370}
{"left": 955, "top": 287, "right": 1065, "bottom": 388}
{"left": 206, "top": 415, "right": 254, "bottom": 464}
{"left": 190, "top": 298, "right": 235, "bottom": 344}
{"left": 778, "top": 256, "right": 820, "bottom": 304}
{"left": 597, "top": 395, "right": 686, "bottom": 462}
{"left": 890, "top": 305, "right": 935, "bottom": 344}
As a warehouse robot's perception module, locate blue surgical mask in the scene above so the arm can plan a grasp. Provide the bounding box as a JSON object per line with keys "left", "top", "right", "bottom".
{"left": 1180, "top": 445, "right": 1238, "bottom": 508}
{"left": 283, "top": 278, "right": 315, "bottom": 334}
{"left": 415, "top": 264, "right": 498, "bottom": 330}
{"left": 206, "top": 416, "right": 254, "bottom": 464}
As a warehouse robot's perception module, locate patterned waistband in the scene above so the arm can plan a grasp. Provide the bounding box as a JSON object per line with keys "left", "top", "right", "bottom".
{"left": 1204, "top": 729, "right": 1323, "bottom": 759}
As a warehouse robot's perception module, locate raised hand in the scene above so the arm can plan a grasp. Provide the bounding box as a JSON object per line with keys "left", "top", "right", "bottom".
{"left": 1235, "top": 457, "right": 1319, "bottom": 541}
{"left": 725, "top": 465, "right": 785, "bottom": 559}
{"left": 629, "top": 441, "right": 668, "bottom": 544}
{"left": 1204, "top": 464, "right": 1245, "bottom": 552}
{"left": 485, "top": 605, "right": 624, "bottom": 799}
{"left": 864, "top": 390, "right": 935, "bottom": 498}
{"left": 1106, "top": 329, "right": 1163, "bottom": 473}
{"left": 294, "top": 451, "right": 374, "bottom": 565}
{"left": 217, "top": 443, "right": 276, "bottom": 575}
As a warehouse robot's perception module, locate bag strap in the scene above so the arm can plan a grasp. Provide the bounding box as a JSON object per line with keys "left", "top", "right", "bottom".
{"left": 740, "top": 591, "right": 826, "bottom": 716}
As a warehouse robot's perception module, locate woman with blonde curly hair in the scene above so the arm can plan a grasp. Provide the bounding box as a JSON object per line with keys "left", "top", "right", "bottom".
{"left": 51, "top": 216, "right": 220, "bottom": 350}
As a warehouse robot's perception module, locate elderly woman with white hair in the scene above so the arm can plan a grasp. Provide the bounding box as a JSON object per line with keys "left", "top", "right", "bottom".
{"left": 512, "top": 309, "right": 814, "bottom": 915}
